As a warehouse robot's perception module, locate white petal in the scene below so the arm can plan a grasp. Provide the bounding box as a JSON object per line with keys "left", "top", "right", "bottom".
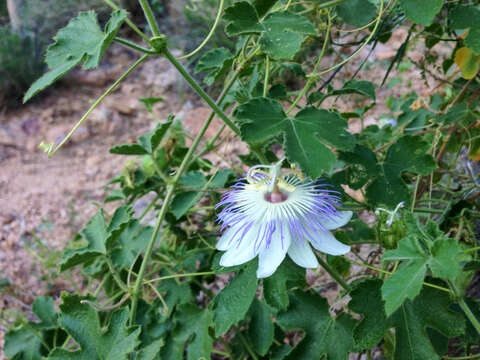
{"left": 309, "top": 230, "right": 350, "bottom": 255}
{"left": 256, "top": 227, "right": 291, "bottom": 278}
{"left": 287, "top": 241, "right": 319, "bottom": 268}
{"left": 219, "top": 225, "right": 261, "bottom": 267}
{"left": 319, "top": 211, "right": 353, "bottom": 230}
{"left": 217, "top": 224, "right": 244, "bottom": 251}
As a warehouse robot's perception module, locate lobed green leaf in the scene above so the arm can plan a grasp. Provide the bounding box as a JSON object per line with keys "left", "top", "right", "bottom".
{"left": 212, "top": 261, "right": 259, "bottom": 336}
{"left": 236, "top": 97, "right": 354, "bottom": 177}
{"left": 49, "top": 293, "right": 140, "bottom": 359}
{"left": 24, "top": 10, "right": 126, "bottom": 102}
{"left": 276, "top": 290, "right": 356, "bottom": 360}
{"left": 400, "top": 0, "right": 443, "bottom": 26}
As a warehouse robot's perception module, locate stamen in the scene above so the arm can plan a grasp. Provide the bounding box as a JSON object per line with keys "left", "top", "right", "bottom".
{"left": 265, "top": 190, "right": 288, "bottom": 203}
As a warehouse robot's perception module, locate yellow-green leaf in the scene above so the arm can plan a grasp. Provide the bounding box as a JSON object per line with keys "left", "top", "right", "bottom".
{"left": 454, "top": 47, "right": 480, "bottom": 79}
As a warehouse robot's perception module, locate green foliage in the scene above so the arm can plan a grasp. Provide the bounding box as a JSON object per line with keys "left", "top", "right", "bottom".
{"left": 276, "top": 291, "right": 357, "bottom": 360}
{"left": 24, "top": 10, "right": 126, "bottom": 102}
{"left": 7, "top": 1, "right": 480, "bottom": 359}
{"left": 236, "top": 98, "right": 355, "bottom": 177}
{"left": 49, "top": 294, "right": 140, "bottom": 359}
{"left": 195, "top": 47, "right": 234, "bottom": 85}
{"left": 263, "top": 257, "right": 306, "bottom": 310}
{"left": 449, "top": 5, "right": 480, "bottom": 54}
{"left": 224, "top": 2, "right": 316, "bottom": 59}
{"left": 0, "top": 26, "right": 46, "bottom": 102}
{"left": 60, "top": 206, "right": 134, "bottom": 271}
{"left": 252, "top": 0, "right": 279, "bottom": 18}
{"left": 111, "top": 120, "right": 173, "bottom": 157}
{"left": 247, "top": 299, "right": 275, "bottom": 356}
{"left": 381, "top": 221, "right": 464, "bottom": 315}
{"left": 212, "top": 262, "right": 259, "bottom": 336}
{"left": 349, "top": 279, "right": 390, "bottom": 350}
{"left": 4, "top": 327, "right": 45, "bottom": 360}
{"left": 4, "top": 296, "right": 65, "bottom": 359}
{"left": 167, "top": 304, "right": 214, "bottom": 360}
{"left": 366, "top": 136, "right": 437, "bottom": 206}
{"left": 351, "top": 279, "right": 465, "bottom": 359}
{"left": 224, "top": 1, "right": 264, "bottom": 36}
{"left": 110, "top": 220, "right": 153, "bottom": 268}
{"left": 400, "top": 0, "right": 443, "bottom": 26}
{"left": 259, "top": 11, "right": 316, "bottom": 60}
{"left": 0, "top": 0, "right": 110, "bottom": 103}
{"left": 337, "top": 0, "right": 377, "bottom": 28}
{"left": 309, "top": 80, "right": 376, "bottom": 105}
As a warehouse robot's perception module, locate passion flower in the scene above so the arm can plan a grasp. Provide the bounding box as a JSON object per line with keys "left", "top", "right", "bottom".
{"left": 216, "top": 159, "right": 352, "bottom": 278}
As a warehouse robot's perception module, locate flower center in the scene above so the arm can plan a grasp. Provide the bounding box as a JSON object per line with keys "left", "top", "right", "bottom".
{"left": 265, "top": 190, "right": 288, "bottom": 203}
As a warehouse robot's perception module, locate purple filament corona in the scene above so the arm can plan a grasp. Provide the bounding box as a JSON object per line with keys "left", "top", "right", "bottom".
{"left": 216, "top": 175, "right": 344, "bottom": 251}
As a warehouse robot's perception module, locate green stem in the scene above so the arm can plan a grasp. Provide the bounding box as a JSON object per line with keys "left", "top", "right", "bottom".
{"left": 104, "top": 0, "right": 151, "bottom": 43}
{"left": 413, "top": 208, "right": 444, "bottom": 214}
{"left": 193, "top": 123, "right": 226, "bottom": 161}
{"left": 105, "top": 256, "right": 129, "bottom": 292}
{"left": 317, "top": 256, "right": 351, "bottom": 291}
{"left": 188, "top": 206, "right": 215, "bottom": 213}
{"left": 163, "top": 49, "right": 240, "bottom": 135}
{"left": 237, "top": 330, "right": 259, "bottom": 360}
{"left": 286, "top": 10, "right": 331, "bottom": 114}
{"left": 63, "top": 272, "right": 82, "bottom": 294}
{"left": 129, "top": 76, "right": 226, "bottom": 324}
{"left": 138, "top": 0, "right": 161, "bottom": 37}
{"left": 102, "top": 290, "right": 125, "bottom": 306}
{"left": 464, "top": 246, "right": 480, "bottom": 253}
{"left": 411, "top": 175, "right": 421, "bottom": 212}
{"left": 311, "top": 0, "right": 384, "bottom": 77}
{"left": 263, "top": 55, "right": 270, "bottom": 97}
{"left": 443, "top": 354, "right": 480, "bottom": 359}
{"left": 138, "top": 194, "right": 160, "bottom": 221}
{"left": 316, "top": 0, "right": 349, "bottom": 10}
{"left": 252, "top": 147, "right": 268, "bottom": 163}
{"left": 61, "top": 335, "right": 72, "bottom": 349}
{"left": 114, "top": 37, "right": 155, "bottom": 54}
{"left": 143, "top": 271, "right": 214, "bottom": 285}
{"left": 458, "top": 297, "right": 480, "bottom": 336}
{"left": 212, "top": 349, "right": 231, "bottom": 357}
{"left": 24, "top": 322, "right": 51, "bottom": 352}
{"left": 347, "top": 258, "right": 452, "bottom": 293}
{"left": 219, "top": 338, "right": 235, "bottom": 360}
{"left": 129, "top": 45, "right": 259, "bottom": 325}
{"left": 93, "top": 275, "right": 110, "bottom": 297}
{"left": 47, "top": 54, "right": 149, "bottom": 157}
{"left": 152, "top": 153, "right": 170, "bottom": 183}
{"left": 416, "top": 198, "right": 451, "bottom": 205}
{"left": 177, "top": 0, "right": 225, "bottom": 60}
{"left": 129, "top": 185, "right": 174, "bottom": 324}
{"left": 192, "top": 48, "right": 262, "bottom": 164}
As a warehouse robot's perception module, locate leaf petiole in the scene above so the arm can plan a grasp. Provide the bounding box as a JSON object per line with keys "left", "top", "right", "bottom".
{"left": 347, "top": 258, "right": 452, "bottom": 293}
{"left": 103, "top": 0, "right": 150, "bottom": 43}
{"left": 143, "top": 271, "right": 215, "bottom": 285}
{"left": 114, "top": 37, "right": 156, "bottom": 54}
{"left": 46, "top": 54, "right": 149, "bottom": 157}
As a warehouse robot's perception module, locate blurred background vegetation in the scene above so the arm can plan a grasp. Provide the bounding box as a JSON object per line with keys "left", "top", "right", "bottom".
{"left": 0, "top": 0, "right": 232, "bottom": 106}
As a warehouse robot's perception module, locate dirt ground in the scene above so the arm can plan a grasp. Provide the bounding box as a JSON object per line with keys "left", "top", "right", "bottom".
{"left": 0, "top": 27, "right": 448, "bottom": 356}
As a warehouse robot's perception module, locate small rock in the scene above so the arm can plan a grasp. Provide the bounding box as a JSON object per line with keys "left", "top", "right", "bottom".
{"left": 69, "top": 66, "right": 123, "bottom": 87}
{"left": 21, "top": 117, "right": 41, "bottom": 136}
{"left": 0, "top": 213, "right": 15, "bottom": 225}
{"left": 0, "top": 127, "right": 14, "bottom": 146}
{"left": 40, "top": 108, "right": 54, "bottom": 123}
